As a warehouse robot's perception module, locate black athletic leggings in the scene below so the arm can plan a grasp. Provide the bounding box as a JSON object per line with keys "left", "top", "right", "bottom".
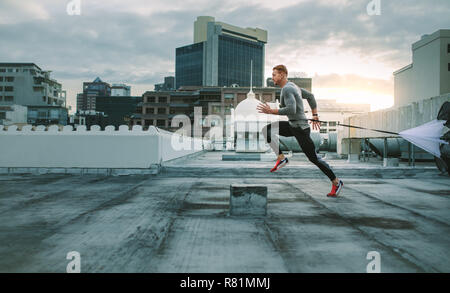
{"left": 262, "top": 121, "right": 337, "bottom": 181}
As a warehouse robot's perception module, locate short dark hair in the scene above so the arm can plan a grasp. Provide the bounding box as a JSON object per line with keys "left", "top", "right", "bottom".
{"left": 273, "top": 64, "right": 288, "bottom": 76}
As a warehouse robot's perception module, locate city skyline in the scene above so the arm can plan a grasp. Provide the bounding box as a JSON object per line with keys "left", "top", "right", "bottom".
{"left": 1, "top": 0, "right": 449, "bottom": 113}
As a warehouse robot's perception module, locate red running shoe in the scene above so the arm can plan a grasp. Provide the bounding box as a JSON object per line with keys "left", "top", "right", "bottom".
{"left": 270, "top": 157, "right": 289, "bottom": 172}
{"left": 327, "top": 180, "right": 344, "bottom": 197}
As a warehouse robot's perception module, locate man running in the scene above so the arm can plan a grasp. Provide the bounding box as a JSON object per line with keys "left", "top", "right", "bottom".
{"left": 257, "top": 64, "right": 343, "bottom": 197}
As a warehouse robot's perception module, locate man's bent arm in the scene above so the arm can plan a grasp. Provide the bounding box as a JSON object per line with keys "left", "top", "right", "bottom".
{"left": 301, "top": 88, "right": 317, "bottom": 111}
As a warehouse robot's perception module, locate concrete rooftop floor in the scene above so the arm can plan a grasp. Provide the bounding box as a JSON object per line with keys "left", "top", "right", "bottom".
{"left": 0, "top": 151, "right": 449, "bottom": 273}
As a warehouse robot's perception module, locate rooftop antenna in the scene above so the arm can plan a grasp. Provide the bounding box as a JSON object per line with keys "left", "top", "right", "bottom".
{"left": 250, "top": 59, "right": 253, "bottom": 93}
{"left": 247, "top": 59, "right": 255, "bottom": 99}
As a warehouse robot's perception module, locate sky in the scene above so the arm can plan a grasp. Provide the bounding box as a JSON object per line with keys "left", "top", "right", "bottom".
{"left": 0, "top": 0, "right": 449, "bottom": 113}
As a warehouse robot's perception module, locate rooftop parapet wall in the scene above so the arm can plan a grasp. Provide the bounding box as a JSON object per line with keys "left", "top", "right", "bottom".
{"left": 337, "top": 94, "right": 449, "bottom": 156}
{"left": 0, "top": 125, "right": 206, "bottom": 169}
{"left": 338, "top": 94, "right": 449, "bottom": 140}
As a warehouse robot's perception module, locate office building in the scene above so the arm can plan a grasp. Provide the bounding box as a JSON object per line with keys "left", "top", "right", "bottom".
{"left": 77, "top": 77, "right": 111, "bottom": 111}
{"left": 175, "top": 16, "right": 267, "bottom": 89}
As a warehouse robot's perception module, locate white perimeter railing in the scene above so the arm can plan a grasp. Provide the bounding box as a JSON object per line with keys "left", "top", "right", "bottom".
{"left": 0, "top": 124, "right": 207, "bottom": 169}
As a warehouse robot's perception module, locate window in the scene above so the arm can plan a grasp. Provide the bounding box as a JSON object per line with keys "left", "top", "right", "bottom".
{"left": 0, "top": 87, "right": 3, "bottom": 91}
{"left": 320, "top": 121, "right": 327, "bottom": 126}
{"left": 0, "top": 77, "right": 3, "bottom": 82}
{"left": 211, "top": 105, "right": 221, "bottom": 114}
{"left": 146, "top": 96, "right": 155, "bottom": 103}
{"left": 42, "top": 96, "right": 47, "bottom": 102}
{"left": 328, "top": 128, "right": 336, "bottom": 132}
{"left": 144, "top": 119, "right": 153, "bottom": 126}
{"left": 5, "top": 96, "right": 14, "bottom": 102}
{"left": 156, "top": 119, "right": 166, "bottom": 126}
{"left": 448, "top": 63, "right": 450, "bottom": 72}
{"left": 0, "top": 69, "right": 5, "bottom": 72}
{"left": 4, "top": 86, "right": 13, "bottom": 92}
{"left": 157, "top": 108, "right": 166, "bottom": 114}
{"left": 320, "top": 129, "right": 327, "bottom": 133}
{"left": 5, "top": 77, "right": 14, "bottom": 82}
{"left": 7, "top": 69, "right": 13, "bottom": 72}
{"left": 158, "top": 96, "right": 167, "bottom": 103}
{"left": 448, "top": 44, "right": 450, "bottom": 53}
{"left": 0, "top": 112, "right": 5, "bottom": 119}
{"left": 146, "top": 107, "right": 154, "bottom": 114}
{"left": 329, "top": 121, "right": 337, "bottom": 127}
{"left": 0, "top": 96, "right": 2, "bottom": 101}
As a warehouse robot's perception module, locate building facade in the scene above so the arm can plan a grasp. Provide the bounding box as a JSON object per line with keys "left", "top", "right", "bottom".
{"left": 155, "top": 76, "right": 175, "bottom": 91}
{"left": 111, "top": 83, "right": 131, "bottom": 96}
{"left": 393, "top": 29, "right": 450, "bottom": 108}
{"left": 27, "top": 105, "right": 68, "bottom": 125}
{"left": 175, "top": 16, "right": 267, "bottom": 89}
{"left": 0, "top": 63, "right": 68, "bottom": 126}
{"left": 77, "top": 77, "right": 111, "bottom": 111}
{"left": 70, "top": 110, "right": 108, "bottom": 130}
{"left": 312, "top": 100, "right": 370, "bottom": 134}
{"left": 131, "top": 86, "right": 279, "bottom": 136}
{"left": 95, "top": 96, "right": 141, "bottom": 129}
{"left": 0, "top": 104, "right": 27, "bottom": 126}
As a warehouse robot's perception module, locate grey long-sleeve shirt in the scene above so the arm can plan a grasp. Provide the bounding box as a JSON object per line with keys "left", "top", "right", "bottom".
{"left": 278, "top": 82, "right": 317, "bottom": 130}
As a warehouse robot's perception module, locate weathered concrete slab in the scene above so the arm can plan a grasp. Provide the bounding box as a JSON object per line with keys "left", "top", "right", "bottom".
{"left": 0, "top": 151, "right": 448, "bottom": 273}
{"left": 230, "top": 184, "right": 267, "bottom": 216}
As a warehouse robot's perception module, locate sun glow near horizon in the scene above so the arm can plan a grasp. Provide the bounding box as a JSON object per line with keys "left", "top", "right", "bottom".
{"left": 313, "top": 87, "right": 394, "bottom": 112}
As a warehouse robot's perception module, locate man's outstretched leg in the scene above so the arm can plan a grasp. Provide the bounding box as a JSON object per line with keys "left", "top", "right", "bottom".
{"left": 291, "top": 126, "right": 344, "bottom": 197}
{"left": 262, "top": 121, "right": 292, "bottom": 172}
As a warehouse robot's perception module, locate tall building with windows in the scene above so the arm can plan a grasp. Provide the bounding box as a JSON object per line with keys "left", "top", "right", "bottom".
{"left": 0, "top": 63, "right": 68, "bottom": 125}
{"left": 77, "top": 77, "right": 111, "bottom": 111}
{"left": 176, "top": 16, "right": 267, "bottom": 89}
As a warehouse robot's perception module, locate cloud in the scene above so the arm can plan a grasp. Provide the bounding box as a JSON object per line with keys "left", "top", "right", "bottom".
{"left": 0, "top": 0, "right": 50, "bottom": 24}
{"left": 0, "top": 0, "right": 449, "bottom": 113}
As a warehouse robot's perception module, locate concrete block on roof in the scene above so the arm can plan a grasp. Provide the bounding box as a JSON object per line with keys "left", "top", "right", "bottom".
{"left": 230, "top": 184, "right": 267, "bottom": 216}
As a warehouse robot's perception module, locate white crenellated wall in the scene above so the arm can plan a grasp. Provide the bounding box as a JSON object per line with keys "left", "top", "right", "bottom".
{"left": 0, "top": 124, "right": 207, "bottom": 169}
